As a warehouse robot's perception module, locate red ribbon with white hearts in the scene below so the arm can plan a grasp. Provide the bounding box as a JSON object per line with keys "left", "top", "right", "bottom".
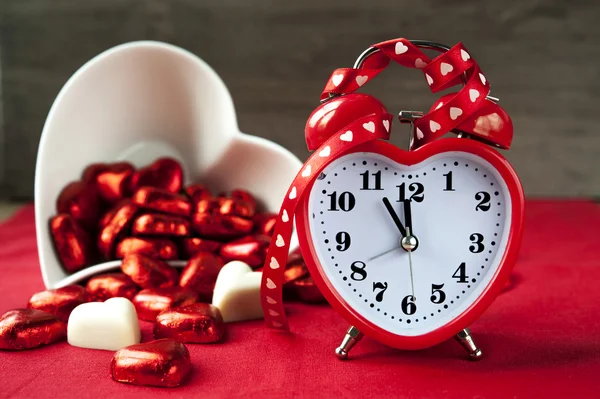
{"left": 260, "top": 38, "right": 494, "bottom": 331}
{"left": 321, "top": 38, "right": 491, "bottom": 147}
{"left": 260, "top": 113, "right": 392, "bottom": 330}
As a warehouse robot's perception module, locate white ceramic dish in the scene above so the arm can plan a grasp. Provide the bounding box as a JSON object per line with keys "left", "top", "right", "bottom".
{"left": 35, "top": 41, "right": 302, "bottom": 289}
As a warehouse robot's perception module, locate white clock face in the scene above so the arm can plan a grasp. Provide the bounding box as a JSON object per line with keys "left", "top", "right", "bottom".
{"left": 307, "top": 150, "right": 512, "bottom": 336}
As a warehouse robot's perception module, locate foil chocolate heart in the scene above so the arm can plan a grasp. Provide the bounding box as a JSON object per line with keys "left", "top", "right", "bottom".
{"left": 56, "top": 181, "right": 102, "bottom": 230}
{"left": 154, "top": 303, "right": 225, "bottom": 343}
{"left": 85, "top": 272, "right": 139, "bottom": 301}
{"left": 133, "top": 287, "right": 198, "bottom": 321}
{"left": 116, "top": 237, "right": 179, "bottom": 260}
{"left": 132, "top": 186, "right": 191, "bottom": 217}
{"left": 97, "top": 201, "right": 138, "bottom": 259}
{"left": 132, "top": 213, "right": 191, "bottom": 237}
{"left": 27, "top": 285, "right": 88, "bottom": 322}
{"left": 130, "top": 157, "right": 183, "bottom": 194}
{"left": 111, "top": 338, "right": 191, "bottom": 387}
{"left": 95, "top": 162, "right": 135, "bottom": 203}
{"left": 0, "top": 309, "right": 67, "bottom": 350}
{"left": 121, "top": 254, "right": 179, "bottom": 289}
{"left": 49, "top": 214, "right": 93, "bottom": 274}
{"left": 35, "top": 41, "right": 302, "bottom": 288}
{"left": 219, "top": 234, "right": 270, "bottom": 269}
{"left": 179, "top": 237, "right": 222, "bottom": 258}
{"left": 179, "top": 252, "right": 224, "bottom": 301}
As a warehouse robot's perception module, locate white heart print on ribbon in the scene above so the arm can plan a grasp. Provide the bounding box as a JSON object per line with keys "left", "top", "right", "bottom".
{"left": 35, "top": 41, "right": 303, "bottom": 289}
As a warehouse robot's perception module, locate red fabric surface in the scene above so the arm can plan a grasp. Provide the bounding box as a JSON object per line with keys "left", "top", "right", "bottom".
{"left": 0, "top": 200, "right": 599, "bottom": 398}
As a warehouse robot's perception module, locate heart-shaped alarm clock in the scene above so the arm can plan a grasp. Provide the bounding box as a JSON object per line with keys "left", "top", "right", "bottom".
{"left": 260, "top": 39, "right": 524, "bottom": 360}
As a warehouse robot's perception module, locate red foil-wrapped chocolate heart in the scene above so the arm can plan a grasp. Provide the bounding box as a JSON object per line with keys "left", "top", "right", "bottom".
{"left": 56, "top": 181, "right": 101, "bottom": 230}
{"left": 130, "top": 157, "right": 183, "bottom": 194}
{"left": 231, "top": 189, "right": 258, "bottom": 210}
{"left": 116, "top": 237, "right": 178, "bottom": 260}
{"left": 293, "top": 276, "right": 326, "bottom": 304}
{"left": 154, "top": 303, "right": 225, "bottom": 343}
{"left": 185, "top": 184, "right": 211, "bottom": 204}
{"left": 0, "top": 309, "right": 67, "bottom": 350}
{"left": 121, "top": 254, "right": 179, "bottom": 289}
{"left": 253, "top": 213, "right": 277, "bottom": 236}
{"left": 219, "top": 234, "right": 270, "bottom": 268}
{"left": 132, "top": 213, "right": 191, "bottom": 237}
{"left": 27, "top": 285, "right": 88, "bottom": 322}
{"left": 219, "top": 198, "right": 256, "bottom": 219}
{"left": 97, "top": 201, "right": 138, "bottom": 259}
{"left": 95, "top": 162, "right": 135, "bottom": 203}
{"left": 192, "top": 213, "right": 253, "bottom": 241}
{"left": 179, "top": 252, "right": 224, "bottom": 301}
{"left": 132, "top": 187, "right": 191, "bottom": 217}
{"left": 86, "top": 273, "right": 139, "bottom": 301}
{"left": 111, "top": 338, "right": 191, "bottom": 387}
{"left": 50, "top": 214, "right": 93, "bottom": 273}
{"left": 180, "top": 237, "right": 222, "bottom": 258}
{"left": 81, "top": 162, "right": 110, "bottom": 184}
{"left": 133, "top": 287, "right": 198, "bottom": 321}
{"left": 195, "top": 198, "right": 225, "bottom": 215}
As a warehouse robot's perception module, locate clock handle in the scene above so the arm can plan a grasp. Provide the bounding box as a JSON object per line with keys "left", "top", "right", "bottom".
{"left": 455, "top": 328, "right": 483, "bottom": 361}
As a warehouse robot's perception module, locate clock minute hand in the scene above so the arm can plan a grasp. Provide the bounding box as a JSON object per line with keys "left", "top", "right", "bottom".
{"left": 403, "top": 199, "right": 413, "bottom": 235}
{"left": 382, "top": 197, "right": 406, "bottom": 237}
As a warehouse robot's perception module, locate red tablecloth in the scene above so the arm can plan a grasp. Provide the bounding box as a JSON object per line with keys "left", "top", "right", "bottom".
{"left": 0, "top": 201, "right": 599, "bottom": 398}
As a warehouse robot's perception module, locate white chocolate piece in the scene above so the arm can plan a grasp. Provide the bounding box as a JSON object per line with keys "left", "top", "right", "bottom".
{"left": 67, "top": 297, "right": 141, "bottom": 351}
{"left": 212, "top": 261, "right": 264, "bottom": 323}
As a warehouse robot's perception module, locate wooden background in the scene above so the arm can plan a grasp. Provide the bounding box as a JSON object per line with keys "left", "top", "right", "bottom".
{"left": 0, "top": 0, "right": 599, "bottom": 199}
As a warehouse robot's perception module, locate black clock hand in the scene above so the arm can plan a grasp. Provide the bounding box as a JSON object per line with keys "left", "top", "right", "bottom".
{"left": 382, "top": 197, "right": 406, "bottom": 237}
{"left": 403, "top": 200, "right": 413, "bottom": 235}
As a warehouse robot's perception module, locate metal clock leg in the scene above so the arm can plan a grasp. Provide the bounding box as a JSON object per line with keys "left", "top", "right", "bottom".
{"left": 335, "top": 326, "right": 364, "bottom": 360}
{"left": 454, "top": 328, "right": 483, "bottom": 360}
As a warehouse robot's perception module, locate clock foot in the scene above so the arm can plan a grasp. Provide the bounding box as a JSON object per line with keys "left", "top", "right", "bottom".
{"left": 335, "top": 326, "right": 364, "bottom": 360}
{"left": 454, "top": 328, "right": 483, "bottom": 361}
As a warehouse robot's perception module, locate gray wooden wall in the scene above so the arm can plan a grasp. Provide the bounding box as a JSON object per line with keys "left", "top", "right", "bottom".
{"left": 1, "top": 0, "right": 599, "bottom": 199}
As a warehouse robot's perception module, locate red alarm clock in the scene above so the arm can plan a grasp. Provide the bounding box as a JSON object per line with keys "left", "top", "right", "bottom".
{"left": 260, "top": 39, "right": 524, "bottom": 360}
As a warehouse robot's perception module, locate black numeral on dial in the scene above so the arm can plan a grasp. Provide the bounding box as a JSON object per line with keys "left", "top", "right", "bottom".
{"left": 475, "top": 191, "right": 491, "bottom": 212}
{"left": 350, "top": 261, "right": 367, "bottom": 281}
{"left": 328, "top": 191, "right": 355, "bottom": 212}
{"left": 397, "top": 182, "right": 424, "bottom": 202}
{"left": 452, "top": 262, "right": 469, "bottom": 283}
{"left": 372, "top": 282, "right": 388, "bottom": 302}
{"left": 335, "top": 231, "right": 351, "bottom": 251}
{"left": 469, "top": 233, "right": 485, "bottom": 253}
{"left": 401, "top": 295, "right": 417, "bottom": 315}
{"left": 360, "top": 170, "right": 383, "bottom": 190}
{"left": 430, "top": 283, "right": 446, "bottom": 304}
{"left": 443, "top": 171, "right": 455, "bottom": 191}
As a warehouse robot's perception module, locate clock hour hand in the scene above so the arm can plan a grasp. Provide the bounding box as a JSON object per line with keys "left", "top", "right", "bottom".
{"left": 382, "top": 197, "right": 406, "bottom": 237}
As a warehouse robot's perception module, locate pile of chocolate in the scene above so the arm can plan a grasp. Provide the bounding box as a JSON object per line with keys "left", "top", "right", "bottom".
{"left": 49, "top": 157, "right": 322, "bottom": 302}
{"left": 0, "top": 157, "right": 325, "bottom": 387}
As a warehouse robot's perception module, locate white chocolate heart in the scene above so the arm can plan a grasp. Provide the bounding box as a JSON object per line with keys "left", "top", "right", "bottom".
{"left": 212, "top": 261, "right": 263, "bottom": 322}
{"left": 35, "top": 42, "right": 303, "bottom": 289}
{"left": 67, "top": 297, "right": 141, "bottom": 351}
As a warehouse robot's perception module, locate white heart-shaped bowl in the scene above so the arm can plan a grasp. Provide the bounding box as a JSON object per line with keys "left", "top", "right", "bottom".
{"left": 35, "top": 41, "right": 302, "bottom": 289}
